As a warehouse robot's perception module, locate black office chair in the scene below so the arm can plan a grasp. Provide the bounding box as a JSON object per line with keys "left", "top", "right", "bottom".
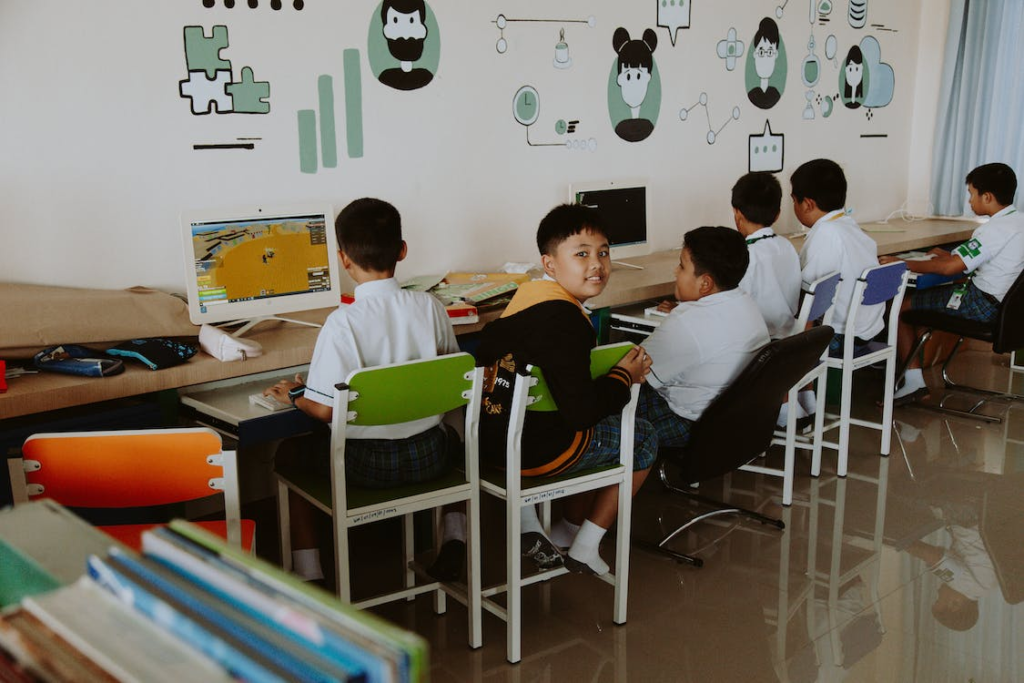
{"left": 640, "top": 325, "right": 834, "bottom": 567}
{"left": 900, "top": 269, "right": 1024, "bottom": 422}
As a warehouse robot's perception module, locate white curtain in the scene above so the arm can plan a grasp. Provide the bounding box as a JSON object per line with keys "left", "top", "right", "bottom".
{"left": 930, "top": 0, "right": 1024, "bottom": 215}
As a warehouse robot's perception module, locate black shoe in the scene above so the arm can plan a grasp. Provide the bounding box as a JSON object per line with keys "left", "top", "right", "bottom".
{"left": 892, "top": 387, "right": 930, "bottom": 407}
{"left": 796, "top": 414, "right": 815, "bottom": 434}
{"left": 426, "top": 540, "right": 465, "bottom": 582}
{"left": 563, "top": 555, "right": 607, "bottom": 576}
{"left": 521, "top": 532, "right": 564, "bottom": 570}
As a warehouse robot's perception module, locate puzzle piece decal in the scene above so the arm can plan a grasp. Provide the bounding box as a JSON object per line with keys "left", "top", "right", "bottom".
{"left": 226, "top": 66, "right": 270, "bottom": 113}
{"left": 184, "top": 25, "right": 231, "bottom": 79}
{"left": 179, "top": 69, "right": 233, "bottom": 114}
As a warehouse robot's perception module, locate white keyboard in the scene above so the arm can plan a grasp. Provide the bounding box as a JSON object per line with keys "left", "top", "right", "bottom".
{"left": 248, "top": 393, "right": 292, "bottom": 412}
{"left": 644, "top": 305, "right": 670, "bottom": 318}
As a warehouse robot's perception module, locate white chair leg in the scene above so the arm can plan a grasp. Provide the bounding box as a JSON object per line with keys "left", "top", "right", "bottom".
{"left": 507, "top": 497, "right": 522, "bottom": 664}
{"left": 466, "top": 492, "right": 482, "bottom": 649}
{"left": 613, "top": 475, "right": 631, "bottom": 624}
{"left": 427, "top": 510, "right": 446, "bottom": 614}
{"left": 336, "top": 517, "right": 352, "bottom": 603}
{"left": 811, "top": 371, "right": 828, "bottom": 477}
{"left": 782, "top": 386, "right": 798, "bottom": 506}
{"left": 880, "top": 356, "right": 896, "bottom": 455}
{"left": 277, "top": 481, "right": 293, "bottom": 572}
{"left": 838, "top": 366, "right": 854, "bottom": 477}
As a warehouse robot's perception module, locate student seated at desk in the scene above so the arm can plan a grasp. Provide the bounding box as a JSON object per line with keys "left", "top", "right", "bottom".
{"left": 792, "top": 158, "right": 883, "bottom": 357}
{"left": 880, "top": 163, "right": 1024, "bottom": 402}
{"left": 638, "top": 226, "right": 770, "bottom": 448}
{"left": 476, "top": 204, "right": 656, "bottom": 576}
{"left": 264, "top": 198, "right": 465, "bottom": 584}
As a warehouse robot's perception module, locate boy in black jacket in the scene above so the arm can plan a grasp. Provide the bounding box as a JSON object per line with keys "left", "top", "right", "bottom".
{"left": 476, "top": 204, "right": 657, "bottom": 575}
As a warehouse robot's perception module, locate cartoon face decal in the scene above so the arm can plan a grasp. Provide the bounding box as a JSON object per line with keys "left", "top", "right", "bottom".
{"left": 608, "top": 27, "right": 660, "bottom": 142}
{"left": 744, "top": 17, "right": 787, "bottom": 110}
{"left": 368, "top": 0, "right": 440, "bottom": 91}
{"left": 617, "top": 66, "right": 652, "bottom": 109}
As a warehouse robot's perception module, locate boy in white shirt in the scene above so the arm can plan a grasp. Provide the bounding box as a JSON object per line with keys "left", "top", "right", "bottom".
{"left": 639, "top": 226, "right": 771, "bottom": 446}
{"left": 881, "top": 163, "right": 1023, "bottom": 401}
{"left": 792, "top": 158, "right": 883, "bottom": 356}
{"left": 264, "top": 198, "right": 463, "bottom": 583}
{"left": 732, "top": 172, "right": 802, "bottom": 339}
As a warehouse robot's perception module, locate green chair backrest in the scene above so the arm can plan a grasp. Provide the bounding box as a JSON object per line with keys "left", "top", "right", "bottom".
{"left": 527, "top": 342, "right": 635, "bottom": 413}
{"left": 344, "top": 353, "right": 475, "bottom": 425}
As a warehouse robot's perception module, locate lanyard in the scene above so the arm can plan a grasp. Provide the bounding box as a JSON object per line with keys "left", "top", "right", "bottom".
{"left": 746, "top": 233, "right": 777, "bottom": 245}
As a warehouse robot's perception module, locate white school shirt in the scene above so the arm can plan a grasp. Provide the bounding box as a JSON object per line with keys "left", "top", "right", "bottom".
{"left": 738, "top": 227, "right": 802, "bottom": 338}
{"left": 953, "top": 205, "right": 1024, "bottom": 301}
{"left": 800, "top": 210, "right": 884, "bottom": 339}
{"left": 643, "top": 288, "right": 770, "bottom": 421}
{"left": 304, "top": 277, "right": 459, "bottom": 439}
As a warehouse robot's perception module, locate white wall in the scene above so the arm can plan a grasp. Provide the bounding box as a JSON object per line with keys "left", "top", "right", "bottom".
{"left": 1, "top": 0, "right": 940, "bottom": 293}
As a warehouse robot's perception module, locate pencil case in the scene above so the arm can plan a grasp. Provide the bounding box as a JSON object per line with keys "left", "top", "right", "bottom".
{"left": 33, "top": 345, "right": 125, "bottom": 378}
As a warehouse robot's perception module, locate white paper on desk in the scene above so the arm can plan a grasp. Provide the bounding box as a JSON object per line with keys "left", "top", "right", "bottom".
{"left": 898, "top": 251, "right": 937, "bottom": 261}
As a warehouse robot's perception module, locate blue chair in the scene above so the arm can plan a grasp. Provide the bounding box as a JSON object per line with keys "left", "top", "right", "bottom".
{"left": 816, "top": 262, "right": 909, "bottom": 477}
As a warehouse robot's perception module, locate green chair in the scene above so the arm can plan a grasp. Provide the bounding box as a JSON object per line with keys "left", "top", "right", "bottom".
{"left": 478, "top": 342, "right": 639, "bottom": 663}
{"left": 274, "top": 352, "right": 483, "bottom": 648}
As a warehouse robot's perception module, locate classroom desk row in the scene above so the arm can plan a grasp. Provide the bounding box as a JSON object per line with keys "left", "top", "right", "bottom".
{"left": 0, "top": 218, "right": 980, "bottom": 421}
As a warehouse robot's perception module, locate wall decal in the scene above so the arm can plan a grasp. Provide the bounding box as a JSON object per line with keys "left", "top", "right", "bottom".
{"left": 744, "top": 18, "right": 787, "bottom": 109}
{"left": 774, "top": 0, "right": 789, "bottom": 19}
{"left": 839, "top": 35, "right": 893, "bottom": 111}
{"left": 609, "top": 28, "right": 660, "bottom": 143}
{"left": 512, "top": 86, "right": 594, "bottom": 150}
{"left": 201, "top": 0, "right": 306, "bottom": 9}
{"left": 679, "top": 93, "right": 740, "bottom": 144}
{"left": 368, "top": 0, "right": 439, "bottom": 91}
{"left": 179, "top": 26, "right": 270, "bottom": 122}
{"left": 296, "top": 51, "right": 363, "bottom": 174}
{"left": 553, "top": 29, "right": 573, "bottom": 69}
{"left": 716, "top": 28, "right": 745, "bottom": 71}
{"left": 749, "top": 120, "right": 784, "bottom": 172}
{"left": 657, "top": 0, "right": 691, "bottom": 47}
{"left": 492, "top": 13, "right": 595, "bottom": 55}
{"left": 848, "top": 0, "right": 867, "bottom": 29}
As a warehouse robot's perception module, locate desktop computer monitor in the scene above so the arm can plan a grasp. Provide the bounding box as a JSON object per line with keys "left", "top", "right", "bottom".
{"left": 180, "top": 203, "right": 340, "bottom": 335}
{"left": 569, "top": 179, "right": 650, "bottom": 261}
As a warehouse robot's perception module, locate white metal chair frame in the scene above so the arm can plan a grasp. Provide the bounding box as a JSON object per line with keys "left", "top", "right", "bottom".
{"left": 816, "top": 262, "right": 909, "bottom": 477}
{"left": 764, "top": 271, "right": 841, "bottom": 505}
{"left": 275, "top": 352, "right": 483, "bottom": 649}
{"left": 478, "top": 342, "right": 639, "bottom": 664}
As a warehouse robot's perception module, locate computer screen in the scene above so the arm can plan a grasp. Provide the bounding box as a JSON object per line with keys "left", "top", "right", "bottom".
{"left": 180, "top": 203, "right": 340, "bottom": 332}
{"left": 569, "top": 179, "right": 650, "bottom": 260}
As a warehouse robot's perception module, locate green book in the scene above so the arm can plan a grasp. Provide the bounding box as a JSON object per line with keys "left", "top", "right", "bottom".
{"left": 0, "top": 539, "right": 60, "bottom": 608}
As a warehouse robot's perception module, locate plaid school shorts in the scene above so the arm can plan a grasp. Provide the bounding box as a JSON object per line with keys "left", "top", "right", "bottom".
{"left": 279, "top": 424, "right": 456, "bottom": 490}
{"left": 910, "top": 281, "right": 999, "bottom": 323}
{"left": 636, "top": 384, "right": 695, "bottom": 449}
{"left": 561, "top": 412, "right": 658, "bottom": 474}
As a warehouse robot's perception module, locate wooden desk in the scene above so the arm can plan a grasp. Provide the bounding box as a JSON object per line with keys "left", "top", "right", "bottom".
{"left": 588, "top": 217, "right": 981, "bottom": 309}
{"left": 0, "top": 218, "right": 978, "bottom": 420}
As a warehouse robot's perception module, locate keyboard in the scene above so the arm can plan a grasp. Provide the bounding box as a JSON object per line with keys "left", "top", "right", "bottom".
{"left": 248, "top": 393, "right": 293, "bottom": 412}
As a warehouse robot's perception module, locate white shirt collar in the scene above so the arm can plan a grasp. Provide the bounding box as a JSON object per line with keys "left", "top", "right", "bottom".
{"left": 747, "top": 226, "right": 776, "bottom": 239}
{"left": 353, "top": 277, "right": 400, "bottom": 298}
{"left": 991, "top": 205, "right": 1017, "bottom": 219}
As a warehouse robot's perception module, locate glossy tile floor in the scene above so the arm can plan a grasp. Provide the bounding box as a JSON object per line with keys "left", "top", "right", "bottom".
{"left": 346, "top": 342, "right": 1023, "bottom": 682}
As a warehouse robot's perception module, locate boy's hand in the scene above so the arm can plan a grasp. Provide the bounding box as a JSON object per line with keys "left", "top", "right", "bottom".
{"left": 656, "top": 300, "right": 679, "bottom": 313}
{"left": 878, "top": 255, "right": 902, "bottom": 265}
{"left": 265, "top": 373, "right": 304, "bottom": 402}
{"left": 615, "top": 346, "right": 652, "bottom": 385}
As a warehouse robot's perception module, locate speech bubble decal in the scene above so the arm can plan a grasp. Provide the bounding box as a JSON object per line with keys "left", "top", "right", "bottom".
{"left": 657, "top": 0, "right": 691, "bottom": 47}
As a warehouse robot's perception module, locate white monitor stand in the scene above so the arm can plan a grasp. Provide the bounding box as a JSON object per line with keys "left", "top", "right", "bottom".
{"left": 219, "top": 316, "right": 323, "bottom": 337}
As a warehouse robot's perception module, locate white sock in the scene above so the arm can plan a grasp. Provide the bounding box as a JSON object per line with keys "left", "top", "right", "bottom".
{"left": 776, "top": 401, "right": 807, "bottom": 427}
{"left": 292, "top": 548, "right": 324, "bottom": 581}
{"left": 797, "top": 390, "right": 817, "bottom": 416}
{"left": 550, "top": 518, "right": 581, "bottom": 549}
{"left": 895, "top": 368, "right": 927, "bottom": 399}
{"left": 442, "top": 511, "right": 466, "bottom": 543}
{"left": 520, "top": 505, "right": 545, "bottom": 536}
{"left": 568, "top": 520, "right": 609, "bottom": 575}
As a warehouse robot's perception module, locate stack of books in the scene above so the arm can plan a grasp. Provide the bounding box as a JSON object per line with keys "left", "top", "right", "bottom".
{"left": 0, "top": 517, "right": 427, "bottom": 682}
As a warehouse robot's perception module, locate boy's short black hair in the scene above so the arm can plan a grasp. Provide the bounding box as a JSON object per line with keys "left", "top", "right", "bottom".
{"left": 966, "top": 163, "right": 1017, "bottom": 205}
{"left": 790, "top": 158, "right": 847, "bottom": 211}
{"left": 731, "top": 172, "right": 783, "bottom": 227}
{"left": 682, "top": 226, "right": 749, "bottom": 291}
{"left": 335, "top": 198, "right": 404, "bottom": 272}
{"left": 536, "top": 204, "right": 608, "bottom": 256}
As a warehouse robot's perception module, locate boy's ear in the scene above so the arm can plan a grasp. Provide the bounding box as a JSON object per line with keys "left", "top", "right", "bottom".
{"left": 540, "top": 252, "right": 556, "bottom": 277}
{"left": 338, "top": 249, "right": 352, "bottom": 269}
{"left": 396, "top": 240, "right": 408, "bottom": 263}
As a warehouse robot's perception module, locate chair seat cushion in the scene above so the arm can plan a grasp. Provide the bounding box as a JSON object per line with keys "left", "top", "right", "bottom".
{"left": 275, "top": 460, "right": 468, "bottom": 512}
{"left": 901, "top": 309, "right": 994, "bottom": 342}
{"left": 99, "top": 519, "right": 256, "bottom": 553}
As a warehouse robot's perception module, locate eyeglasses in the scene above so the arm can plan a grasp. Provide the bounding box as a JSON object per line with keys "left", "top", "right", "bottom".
{"left": 755, "top": 46, "right": 778, "bottom": 58}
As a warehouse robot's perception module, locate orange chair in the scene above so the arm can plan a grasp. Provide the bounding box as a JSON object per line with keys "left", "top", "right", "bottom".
{"left": 13, "top": 428, "right": 255, "bottom": 552}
